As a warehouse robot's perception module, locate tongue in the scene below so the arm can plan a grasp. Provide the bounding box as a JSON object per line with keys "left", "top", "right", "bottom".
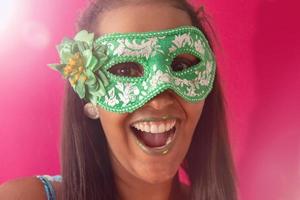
{"left": 139, "top": 132, "right": 169, "bottom": 148}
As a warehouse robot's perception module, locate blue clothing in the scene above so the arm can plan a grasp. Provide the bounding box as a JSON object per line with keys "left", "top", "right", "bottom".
{"left": 36, "top": 175, "right": 62, "bottom": 200}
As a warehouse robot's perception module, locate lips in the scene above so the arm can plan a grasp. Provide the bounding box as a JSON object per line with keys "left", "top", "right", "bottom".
{"left": 127, "top": 105, "right": 184, "bottom": 155}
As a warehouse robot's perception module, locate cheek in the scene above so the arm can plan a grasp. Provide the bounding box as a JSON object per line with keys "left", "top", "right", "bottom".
{"left": 97, "top": 108, "right": 129, "bottom": 152}
{"left": 181, "top": 97, "right": 205, "bottom": 118}
{"left": 189, "top": 101, "right": 205, "bottom": 118}
{"left": 174, "top": 99, "right": 205, "bottom": 156}
{"left": 182, "top": 100, "right": 205, "bottom": 132}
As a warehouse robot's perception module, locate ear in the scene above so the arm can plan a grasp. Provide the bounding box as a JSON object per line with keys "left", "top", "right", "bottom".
{"left": 83, "top": 103, "right": 100, "bottom": 119}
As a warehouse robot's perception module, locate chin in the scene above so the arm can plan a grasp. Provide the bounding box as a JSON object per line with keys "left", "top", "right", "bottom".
{"left": 137, "top": 167, "right": 178, "bottom": 184}
{"left": 143, "top": 175, "right": 174, "bottom": 184}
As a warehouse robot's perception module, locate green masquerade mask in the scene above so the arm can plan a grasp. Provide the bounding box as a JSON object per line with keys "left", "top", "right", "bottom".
{"left": 49, "top": 26, "right": 216, "bottom": 113}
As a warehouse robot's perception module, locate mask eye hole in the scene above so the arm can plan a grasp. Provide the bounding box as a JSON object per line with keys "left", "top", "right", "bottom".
{"left": 171, "top": 53, "right": 201, "bottom": 72}
{"left": 108, "top": 62, "right": 144, "bottom": 77}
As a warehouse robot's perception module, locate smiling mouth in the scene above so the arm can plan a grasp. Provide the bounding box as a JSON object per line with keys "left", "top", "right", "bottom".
{"left": 129, "top": 119, "right": 177, "bottom": 155}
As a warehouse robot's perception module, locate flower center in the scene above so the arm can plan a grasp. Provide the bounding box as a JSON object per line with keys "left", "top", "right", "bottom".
{"left": 63, "top": 52, "right": 87, "bottom": 86}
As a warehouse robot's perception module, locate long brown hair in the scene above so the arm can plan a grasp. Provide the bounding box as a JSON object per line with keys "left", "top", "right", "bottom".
{"left": 61, "top": 0, "right": 237, "bottom": 199}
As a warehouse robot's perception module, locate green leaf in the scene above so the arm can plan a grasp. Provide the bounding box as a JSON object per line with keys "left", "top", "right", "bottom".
{"left": 86, "top": 92, "right": 98, "bottom": 105}
{"left": 85, "top": 70, "right": 97, "bottom": 85}
{"left": 87, "top": 56, "right": 98, "bottom": 70}
{"left": 48, "top": 63, "right": 66, "bottom": 72}
{"left": 97, "top": 70, "right": 109, "bottom": 87}
{"left": 56, "top": 38, "right": 73, "bottom": 53}
{"left": 91, "top": 63, "right": 101, "bottom": 72}
{"left": 98, "top": 55, "right": 108, "bottom": 67}
{"left": 57, "top": 41, "right": 74, "bottom": 63}
{"left": 77, "top": 41, "right": 90, "bottom": 53}
{"left": 71, "top": 42, "right": 80, "bottom": 53}
{"left": 94, "top": 45, "right": 107, "bottom": 59}
{"left": 93, "top": 44, "right": 109, "bottom": 69}
{"left": 94, "top": 44, "right": 106, "bottom": 52}
{"left": 89, "top": 79, "right": 105, "bottom": 96}
{"left": 74, "top": 30, "right": 94, "bottom": 46}
{"left": 82, "top": 49, "right": 92, "bottom": 66}
{"left": 97, "top": 79, "right": 106, "bottom": 96}
{"left": 89, "top": 82, "right": 101, "bottom": 94}
{"left": 75, "top": 80, "right": 86, "bottom": 99}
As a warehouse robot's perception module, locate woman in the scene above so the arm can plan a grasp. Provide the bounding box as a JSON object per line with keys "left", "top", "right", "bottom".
{"left": 0, "top": 0, "right": 237, "bottom": 199}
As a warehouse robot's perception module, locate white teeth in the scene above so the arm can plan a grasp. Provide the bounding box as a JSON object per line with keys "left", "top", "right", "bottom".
{"left": 131, "top": 119, "right": 176, "bottom": 134}
{"left": 144, "top": 124, "right": 150, "bottom": 132}
{"left": 158, "top": 124, "right": 165, "bottom": 133}
{"left": 139, "top": 123, "right": 144, "bottom": 130}
{"left": 135, "top": 123, "right": 140, "bottom": 130}
{"left": 166, "top": 123, "right": 171, "bottom": 131}
{"left": 150, "top": 124, "right": 158, "bottom": 133}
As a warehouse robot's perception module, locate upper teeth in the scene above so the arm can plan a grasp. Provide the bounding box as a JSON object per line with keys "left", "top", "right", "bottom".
{"left": 131, "top": 119, "right": 176, "bottom": 134}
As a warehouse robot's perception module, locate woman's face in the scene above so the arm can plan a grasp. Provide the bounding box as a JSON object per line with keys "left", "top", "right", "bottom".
{"left": 95, "top": 3, "right": 205, "bottom": 184}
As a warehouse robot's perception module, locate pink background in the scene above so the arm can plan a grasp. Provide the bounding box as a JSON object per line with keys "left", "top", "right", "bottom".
{"left": 0, "top": 0, "right": 299, "bottom": 199}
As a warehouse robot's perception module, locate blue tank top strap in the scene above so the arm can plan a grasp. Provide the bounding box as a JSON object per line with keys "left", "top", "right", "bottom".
{"left": 37, "top": 175, "right": 62, "bottom": 200}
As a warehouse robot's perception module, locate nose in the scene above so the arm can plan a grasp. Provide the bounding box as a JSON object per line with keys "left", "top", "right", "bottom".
{"left": 145, "top": 90, "right": 175, "bottom": 110}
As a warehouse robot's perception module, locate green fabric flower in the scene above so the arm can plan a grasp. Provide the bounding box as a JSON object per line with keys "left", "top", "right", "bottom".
{"left": 48, "top": 30, "right": 109, "bottom": 104}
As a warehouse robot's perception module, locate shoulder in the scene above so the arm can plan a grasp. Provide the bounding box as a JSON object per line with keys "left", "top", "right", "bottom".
{"left": 0, "top": 176, "right": 58, "bottom": 200}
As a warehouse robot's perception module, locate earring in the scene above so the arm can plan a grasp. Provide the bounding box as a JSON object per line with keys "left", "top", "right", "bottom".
{"left": 84, "top": 102, "right": 99, "bottom": 119}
